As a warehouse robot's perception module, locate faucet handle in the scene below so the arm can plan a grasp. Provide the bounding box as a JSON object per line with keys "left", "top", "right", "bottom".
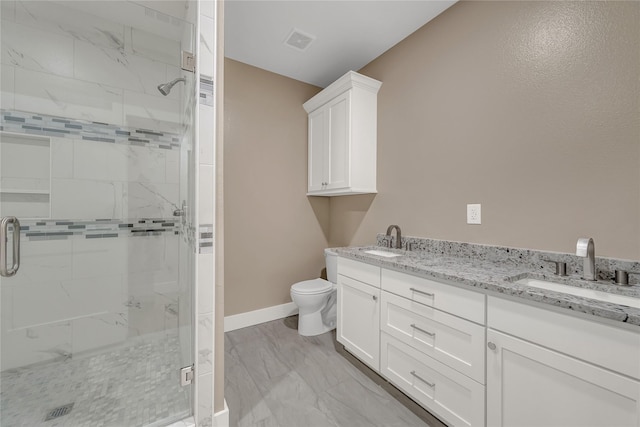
{"left": 615, "top": 270, "right": 629, "bottom": 285}
{"left": 616, "top": 270, "right": 640, "bottom": 286}
{"left": 544, "top": 259, "right": 568, "bottom": 276}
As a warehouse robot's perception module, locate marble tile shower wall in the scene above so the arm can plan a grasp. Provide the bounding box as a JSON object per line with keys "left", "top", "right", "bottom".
{"left": 0, "top": 1, "right": 194, "bottom": 372}
{"left": 1, "top": 232, "right": 181, "bottom": 370}
{"left": 0, "top": 0, "right": 190, "bottom": 222}
{"left": 1, "top": 0, "right": 185, "bottom": 134}
{"left": 1, "top": 132, "right": 181, "bottom": 220}
{"left": 0, "top": 110, "right": 181, "bottom": 149}
{"left": 196, "top": 3, "right": 218, "bottom": 425}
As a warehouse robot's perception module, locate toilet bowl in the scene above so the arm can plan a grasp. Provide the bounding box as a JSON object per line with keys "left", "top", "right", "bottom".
{"left": 290, "top": 248, "right": 338, "bottom": 336}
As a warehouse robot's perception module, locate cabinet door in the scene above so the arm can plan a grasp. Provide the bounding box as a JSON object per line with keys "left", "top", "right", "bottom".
{"left": 337, "top": 274, "right": 380, "bottom": 371}
{"left": 308, "top": 108, "right": 326, "bottom": 193}
{"left": 487, "top": 329, "right": 640, "bottom": 427}
{"left": 325, "top": 92, "right": 350, "bottom": 191}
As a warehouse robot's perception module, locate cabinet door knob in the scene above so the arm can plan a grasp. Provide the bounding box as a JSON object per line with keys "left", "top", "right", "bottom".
{"left": 487, "top": 342, "right": 497, "bottom": 351}
{"left": 372, "top": 295, "right": 377, "bottom": 301}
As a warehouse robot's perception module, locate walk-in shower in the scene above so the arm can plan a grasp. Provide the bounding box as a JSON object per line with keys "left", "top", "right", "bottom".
{"left": 0, "top": 1, "right": 198, "bottom": 425}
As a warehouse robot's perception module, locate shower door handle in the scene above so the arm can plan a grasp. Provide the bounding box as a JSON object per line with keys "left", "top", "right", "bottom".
{"left": 0, "top": 216, "right": 21, "bottom": 277}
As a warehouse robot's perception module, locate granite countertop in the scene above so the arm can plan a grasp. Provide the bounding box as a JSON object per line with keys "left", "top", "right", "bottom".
{"left": 334, "top": 245, "right": 640, "bottom": 327}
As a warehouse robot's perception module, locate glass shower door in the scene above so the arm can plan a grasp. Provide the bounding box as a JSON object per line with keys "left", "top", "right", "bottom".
{"left": 0, "top": 1, "right": 196, "bottom": 425}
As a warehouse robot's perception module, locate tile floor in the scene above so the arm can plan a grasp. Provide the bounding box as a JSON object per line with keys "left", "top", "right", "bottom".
{"left": 225, "top": 316, "right": 442, "bottom": 427}
{"left": 1, "top": 332, "right": 190, "bottom": 427}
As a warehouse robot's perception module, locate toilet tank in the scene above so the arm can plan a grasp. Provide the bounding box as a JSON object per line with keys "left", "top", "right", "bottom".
{"left": 324, "top": 248, "right": 338, "bottom": 284}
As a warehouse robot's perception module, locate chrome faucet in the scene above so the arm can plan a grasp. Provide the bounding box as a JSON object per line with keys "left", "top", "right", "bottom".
{"left": 576, "top": 237, "right": 596, "bottom": 281}
{"left": 386, "top": 225, "right": 402, "bottom": 249}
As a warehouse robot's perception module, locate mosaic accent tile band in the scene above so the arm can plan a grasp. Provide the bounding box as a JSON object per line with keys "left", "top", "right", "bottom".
{"left": 12, "top": 218, "right": 180, "bottom": 241}
{"left": 198, "top": 224, "right": 213, "bottom": 254}
{"left": 0, "top": 110, "right": 181, "bottom": 150}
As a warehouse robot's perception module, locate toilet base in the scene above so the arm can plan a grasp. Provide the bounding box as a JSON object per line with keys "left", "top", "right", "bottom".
{"left": 298, "top": 311, "right": 335, "bottom": 336}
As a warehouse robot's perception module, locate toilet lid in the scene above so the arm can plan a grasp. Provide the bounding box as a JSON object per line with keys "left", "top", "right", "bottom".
{"left": 291, "top": 278, "right": 333, "bottom": 294}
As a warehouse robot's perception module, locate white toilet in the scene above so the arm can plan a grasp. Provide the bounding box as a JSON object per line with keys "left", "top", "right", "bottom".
{"left": 290, "top": 248, "right": 338, "bottom": 336}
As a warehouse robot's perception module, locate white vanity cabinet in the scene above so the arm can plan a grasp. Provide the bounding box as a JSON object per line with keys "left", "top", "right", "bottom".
{"left": 337, "top": 257, "right": 381, "bottom": 371}
{"left": 487, "top": 296, "right": 640, "bottom": 427}
{"left": 337, "top": 255, "right": 640, "bottom": 427}
{"left": 303, "top": 71, "right": 381, "bottom": 196}
{"left": 379, "top": 269, "right": 486, "bottom": 427}
{"left": 337, "top": 256, "right": 486, "bottom": 427}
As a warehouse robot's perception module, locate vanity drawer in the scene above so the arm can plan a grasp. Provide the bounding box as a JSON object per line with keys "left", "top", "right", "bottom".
{"left": 380, "top": 333, "right": 485, "bottom": 427}
{"left": 338, "top": 257, "right": 380, "bottom": 287}
{"left": 382, "top": 269, "right": 485, "bottom": 324}
{"left": 488, "top": 296, "right": 640, "bottom": 380}
{"left": 381, "top": 291, "right": 485, "bottom": 383}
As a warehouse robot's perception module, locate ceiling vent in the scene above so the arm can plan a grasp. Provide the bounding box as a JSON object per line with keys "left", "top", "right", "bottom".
{"left": 284, "top": 28, "right": 315, "bottom": 52}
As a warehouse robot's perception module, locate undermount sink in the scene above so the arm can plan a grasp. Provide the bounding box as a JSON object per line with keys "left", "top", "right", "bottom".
{"left": 515, "top": 278, "right": 640, "bottom": 309}
{"left": 364, "top": 249, "right": 402, "bottom": 258}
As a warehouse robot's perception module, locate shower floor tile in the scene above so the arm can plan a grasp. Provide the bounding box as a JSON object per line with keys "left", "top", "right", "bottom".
{"left": 225, "top": 317, "right": 446, "bottom": 427}
{"left": 1, "top": 332, "right": 190, "bottom": 427}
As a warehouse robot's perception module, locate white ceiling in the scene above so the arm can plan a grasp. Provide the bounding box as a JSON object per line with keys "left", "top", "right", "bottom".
{"left": 224, "top": 1, "right": 457, "bottom": 88}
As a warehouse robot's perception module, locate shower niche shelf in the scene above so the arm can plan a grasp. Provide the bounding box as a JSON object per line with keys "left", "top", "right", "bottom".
{"left": 0, "top": 132, "right": 51, "bottom": 219}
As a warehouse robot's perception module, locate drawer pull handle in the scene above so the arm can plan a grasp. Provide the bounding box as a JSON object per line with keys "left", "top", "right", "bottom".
{"left": 410, "top": 371, "right": 435, "bottom": 388}
{"left": 409, "top": 287, "right": 434, "bottom": 297}
{"left": 410, "top": 324, "right": 436, "bottom": 337}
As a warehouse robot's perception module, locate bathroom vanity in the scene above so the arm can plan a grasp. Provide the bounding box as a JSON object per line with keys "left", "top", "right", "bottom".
{"left": 335, "top": 239, "right": 640, "bottom": 427}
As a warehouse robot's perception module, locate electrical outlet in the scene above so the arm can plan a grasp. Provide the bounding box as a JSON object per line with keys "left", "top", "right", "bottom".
{"left": 467, "top": 204, "right": 481, "bottom": 224}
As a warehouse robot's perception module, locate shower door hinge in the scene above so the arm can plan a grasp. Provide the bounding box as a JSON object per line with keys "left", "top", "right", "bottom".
{"left": 182, "top": 51, "right": 196, "bottom": 73}
{"left": 180, "top": 365, "right": 194, "bottom": 386}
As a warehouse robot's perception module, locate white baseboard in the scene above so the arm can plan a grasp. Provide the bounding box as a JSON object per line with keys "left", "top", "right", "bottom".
{"left": 224, "top": 302, "right": 298, "bottom": 332}
{"left": 213, "top": 400, "right": 229, "bottom": 427}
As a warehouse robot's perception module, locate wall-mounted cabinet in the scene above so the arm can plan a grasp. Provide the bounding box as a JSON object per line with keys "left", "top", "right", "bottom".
{"left": 303, "top": 71, "right": 381, "bottom": 196}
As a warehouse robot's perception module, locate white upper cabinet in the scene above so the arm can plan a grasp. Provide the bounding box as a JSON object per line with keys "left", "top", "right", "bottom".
{"left": 303, "top": 71, "right": 381, "bottom": 196}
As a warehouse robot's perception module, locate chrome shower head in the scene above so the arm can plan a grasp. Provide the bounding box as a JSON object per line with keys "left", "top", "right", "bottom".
{"left": 157, "top": 77, "right": 186, "bottom": 96}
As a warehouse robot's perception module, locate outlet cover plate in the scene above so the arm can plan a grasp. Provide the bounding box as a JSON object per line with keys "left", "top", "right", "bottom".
{"left": 467, "top": 204, "right": 481, "bottom": 224}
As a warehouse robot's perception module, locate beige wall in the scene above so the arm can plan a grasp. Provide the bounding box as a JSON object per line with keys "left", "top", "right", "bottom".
{"left": 224, "top": 1, "right": 640, "bottom": 318}
{"left": 331, "top": 0, "right": 640, "bottom": 260}
{"left": 223, "top": 58, "right": 326, "bottom": 316}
